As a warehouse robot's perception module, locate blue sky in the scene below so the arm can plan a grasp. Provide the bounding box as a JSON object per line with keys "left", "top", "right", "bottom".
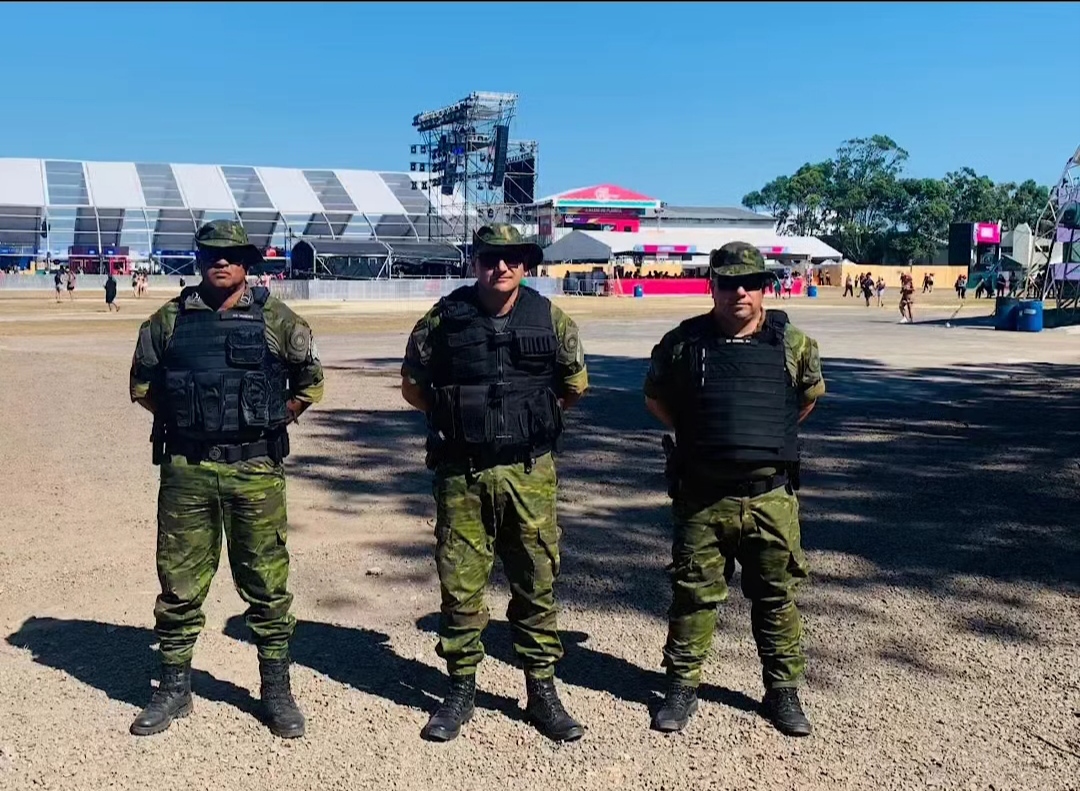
{"left": 0, "top": 2, "right": 1075, "bottom": 205}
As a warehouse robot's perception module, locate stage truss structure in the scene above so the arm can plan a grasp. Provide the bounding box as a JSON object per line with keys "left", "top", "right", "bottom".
{"left": 1025, "top": 145, "right": 1080, "bottom": 319}
{"left": 410, "top": 92, "right": 539, "bottom": 252}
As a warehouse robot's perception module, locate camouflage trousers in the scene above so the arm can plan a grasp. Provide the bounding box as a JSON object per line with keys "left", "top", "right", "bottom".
{"left": 663, "top": 483, "right": 809, "bottom": 690}
{"left": 433, "top": 452, "right": 563, "bottom": 679}
{"left": 154, "top": 455, "right": 294, "bottom": 665}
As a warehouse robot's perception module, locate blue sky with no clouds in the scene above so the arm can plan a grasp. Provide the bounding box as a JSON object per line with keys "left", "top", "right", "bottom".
{"left": 0, "top": 1, "right": 1075, "bottom": 205}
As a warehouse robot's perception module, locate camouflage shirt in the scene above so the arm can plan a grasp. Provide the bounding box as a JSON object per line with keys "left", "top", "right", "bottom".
{"left": 401, "top": 286, "right": 589, "bottom": 397}
{"left": 644, "top": 310, "right": 825, "bottom": 407}
{"left": 129, "top": 286, "right": 325, "bottom": 405}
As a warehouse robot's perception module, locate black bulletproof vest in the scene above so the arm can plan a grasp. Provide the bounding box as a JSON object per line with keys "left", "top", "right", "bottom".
{"left": 159, "top": 287, "right": 289, "bottom": 444}
{"left": 674, "top": 310, "right": 799, "bottom": 465}
{"left": 429, "top": 285, "right": 562, "bottom": 455}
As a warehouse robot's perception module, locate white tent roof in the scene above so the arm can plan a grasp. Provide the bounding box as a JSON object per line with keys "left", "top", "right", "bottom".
{"left": 572, "top": 228, "right": 843, "bottom": 260}
{"left": 0, "top": 157, "right": 428, "bottom": 216}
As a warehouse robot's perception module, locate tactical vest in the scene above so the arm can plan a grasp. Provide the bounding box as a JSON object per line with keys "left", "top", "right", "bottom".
{"left": 674, "top": 310, "right": 799, "bottom": 465}
{"left": 159, "top": 287, "right": 289, "bottom": 448}
{"left": 428, "top": 285, "right": 562, "bottom": 460}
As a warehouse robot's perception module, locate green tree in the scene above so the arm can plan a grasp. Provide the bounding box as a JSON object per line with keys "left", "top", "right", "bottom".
{"left": 741, "top": 162, "right": 832, "bottom": 237}
{"left": 942, "top": 167, "right": 1001, "bottom": 224}
{"left": 888, "top": 177, "right": 953, "bottom": 263}
{"left": 742, "top": 136, "right": 1052, "bottom": 263}
{"left": 827, "top": 135, "right": 909, "bottom": 262}
{"left": 998, "top": 179, "right": 1050, "bottom": 230}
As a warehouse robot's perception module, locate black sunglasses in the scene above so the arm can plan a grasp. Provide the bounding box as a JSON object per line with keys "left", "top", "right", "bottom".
{"left": 476, "top": 251, "right": 525, "bottom": 269}
{"left": 197, "top": 249, "right": 248, "bottom": 267}
{"left": 711, "top": 274, "right": 773, "bottom": 292}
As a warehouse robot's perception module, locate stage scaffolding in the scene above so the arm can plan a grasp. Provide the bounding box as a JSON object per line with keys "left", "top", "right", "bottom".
{"left": 410, "top": 92, "right": 539, "bottom": 251}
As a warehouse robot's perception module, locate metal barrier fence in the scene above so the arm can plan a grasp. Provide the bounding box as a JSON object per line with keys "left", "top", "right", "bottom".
{"left": 0, "top": 273, "right": 191, "bottom": 291}
{"left": 0, "top": 274, "right": 566, "bottom": 300}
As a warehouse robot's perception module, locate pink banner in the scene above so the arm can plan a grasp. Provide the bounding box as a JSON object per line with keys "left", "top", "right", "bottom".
{"left": 613, "top": 278, "right": 806, "bottom": 296}
{"left": 616, "top": 278, "right": 711, "bottom": 295}
{"left": 975, "top": 223, "right": 1001, "bottom": 244}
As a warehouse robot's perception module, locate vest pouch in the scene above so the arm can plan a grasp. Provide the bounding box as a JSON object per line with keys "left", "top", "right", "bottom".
{"left": 513, "top": 331, "right": 557, "bottom": 376}
{"left": 240, "top": 371, "right": 271, "bottom": 428}
{"left": 514, "top": 331, "right": 557, "bottom": 359}
{"left": 547, "top": 387, "right": 565, "bottom": 437}
{"left": 513, "top": 387, "right": 559, "bottom": 446}
{"left": 267, "top": 371, "right": 288, "bottom": 425}
{"left": 164, "top": 371, "right": 195, "bottom": 429}
{"left": 456, "top": 384, "right": 494, "bottom": 444}
{"left": 226, "top": 329, "right": 266, "bottom": 369}
{"left": 193, "top": 372, "right": 225, "bottom": 433}
{"left": 444, "top": 325, "right": 491, "bottom": 377}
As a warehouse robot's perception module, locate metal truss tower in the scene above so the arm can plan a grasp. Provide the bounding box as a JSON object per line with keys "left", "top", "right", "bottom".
{"left": 1025, "top": 145, "right": 1080, "bottom": 320}
{"left": 499, "top": 139, "right": 540, "bottom": 230}
{"left": 411, "top": 92, "right": 521, "bottom": 250}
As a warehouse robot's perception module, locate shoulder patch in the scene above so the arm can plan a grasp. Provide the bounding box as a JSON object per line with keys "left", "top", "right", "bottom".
{"left": 288, "top": 324, "right": 310, "bottom": 357}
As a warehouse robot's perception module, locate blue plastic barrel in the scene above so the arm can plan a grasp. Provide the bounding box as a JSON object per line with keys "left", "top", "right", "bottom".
{"left": 994, "top": 297, "right": 1020, "bottom": 331}
{"left": 807, "top": 285, "right": 818, "bottom": 298}
{"left": 1016, "top": 300, "right": 1044, "bottom": 332}
{"left": 633, "top": 284, "right": 644, "bottom": 298}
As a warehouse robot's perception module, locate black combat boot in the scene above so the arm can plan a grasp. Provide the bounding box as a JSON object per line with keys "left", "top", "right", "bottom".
{"left": 259, "top": 656, "right": 306, "bottom": 739}
{"left": 421, "top": 674, "right": 476, "bottom": 742}
{"left": 760, "top": 688, "right": 812, "bottom": 737}
{"left": 651, "top": 680, "right": 699, "bottom": 733}
{"left": 130, "top": 661, "right": 193, "bottom": 736}
{"left": 525, "top": 676, "right": 584, "bottom": 743}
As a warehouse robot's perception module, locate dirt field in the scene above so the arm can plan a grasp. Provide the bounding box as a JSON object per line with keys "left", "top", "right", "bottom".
{"left": 0, "top": 287, "right": 1077, "bottom": 791}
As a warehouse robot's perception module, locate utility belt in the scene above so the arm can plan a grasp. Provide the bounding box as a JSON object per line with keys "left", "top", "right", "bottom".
{"left": 662, "top": 434, "right": 800, "bottom": 499}
{"left": 426, "top": 435, "right": 552, "bottom": 474}
{"left": 158, "top": 431, "right": 290, "bottom": 465}
{"left": 691, "top": 471, "right": 790, "bottom": 499}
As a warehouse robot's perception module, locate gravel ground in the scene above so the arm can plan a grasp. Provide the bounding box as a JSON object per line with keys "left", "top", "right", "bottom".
{"left": 0, "top": 290, "right": 1077, "bottom": 791}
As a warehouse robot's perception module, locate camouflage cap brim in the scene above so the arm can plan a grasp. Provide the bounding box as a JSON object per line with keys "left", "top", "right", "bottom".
{"left": 710, "top": 264, "right": 770, "bottom": 278}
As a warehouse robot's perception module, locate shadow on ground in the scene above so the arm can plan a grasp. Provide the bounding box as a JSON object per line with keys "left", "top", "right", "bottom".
{"left": 221, "top": 615, "right": 526, "bottom": 723}
{"left": 413, "top": 614, "right": 760, "bottom": 716}
{"left": 293, "top": 351, "right": 1080, "bottom": 618}
{"left": 802, "top": 358, "right": 1080, "bottom": 595}
{"left": 5, "top": 616, "right": 261, "bottom": 719}
{"left": 288, "top": 357, "right": 430, "bottom": 520}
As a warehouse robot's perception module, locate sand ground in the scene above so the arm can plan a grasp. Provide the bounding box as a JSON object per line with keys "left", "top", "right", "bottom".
{"left": 0, "top": 286, "right": 1077, "bottom": 791}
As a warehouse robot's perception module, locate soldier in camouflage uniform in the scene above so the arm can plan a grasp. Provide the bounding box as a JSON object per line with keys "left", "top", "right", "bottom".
{"left": 401, "top": 225, "right": 589, "bottom": 743}
{"left": 644, "top": 242, "right": 824, "bottom": 737}
{"left": 128, "top": 220, "right": 324, "bottom": 739}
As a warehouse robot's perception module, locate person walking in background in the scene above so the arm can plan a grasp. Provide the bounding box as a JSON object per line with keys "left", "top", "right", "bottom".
{"left": 104, "top": 273, "right": 119, "bottom": 312}
{"left": 899, "top": 273, "right": 915, "bottom": 324}
{"left": 955, "top": 274, "right": 967, "bottom": 300}
{"left": 875, "top": 276, "right": 886, "bottom": 307}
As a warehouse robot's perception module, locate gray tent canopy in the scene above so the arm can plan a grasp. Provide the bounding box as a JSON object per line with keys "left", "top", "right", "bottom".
{"left": 291, "top": 238, "right": 462, "bottom": 279}
{"left": 541, "top": 231, "right": 613, "bottom": 263}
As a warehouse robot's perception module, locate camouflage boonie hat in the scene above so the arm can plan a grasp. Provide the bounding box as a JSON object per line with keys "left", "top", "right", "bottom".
{"left": 473, "top": 224, "right": 543, "bottom": 267}
{"left": 709, "top": 241, "right": 768, "bottom": 279}
{"left": 195, "top": 220, "right": 263, "bottom": 267}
